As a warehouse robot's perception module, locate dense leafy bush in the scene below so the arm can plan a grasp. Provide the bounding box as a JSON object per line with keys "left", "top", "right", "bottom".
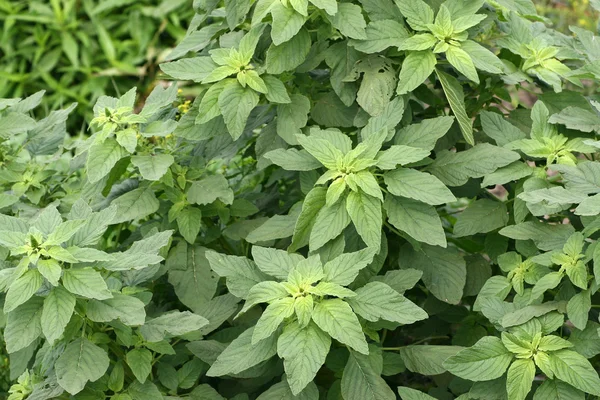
{"left": 2, "top": 0, "right": 600, "bottom": 399}
{"left": 0, "top": 0, "right": 193, "bottom": 128}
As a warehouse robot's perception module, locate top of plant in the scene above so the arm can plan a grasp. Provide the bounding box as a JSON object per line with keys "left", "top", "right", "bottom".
{"left": 1, "top": 0, "right": 600, "bottom": 399}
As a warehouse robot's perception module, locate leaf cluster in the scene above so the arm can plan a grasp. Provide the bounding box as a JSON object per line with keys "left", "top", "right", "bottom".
{"left": 1, "top": 0, "right": 600, "bottom": 399}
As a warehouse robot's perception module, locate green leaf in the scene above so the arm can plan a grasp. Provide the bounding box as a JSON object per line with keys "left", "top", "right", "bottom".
{"left": 247, "top": 214, "right": 298, "bottom": 243}
{"left": 45, "top": 220, "right": 85, "bottom": 246}
{"left": 312, "top": 298, "right": 368, "bottom": 354}
{"left": 326, "top": 41, "right": 361, "bottom": 107}
{"left": 395, "top": 116, "right": 455, "bottom": 151}
{"left": 500, "top": 221, "right": 575, "bottom": 251}
{"left": 384, "top": 168, "right": 456, "bottom": 205}
{"left": 397, "top": 51, "right": 437, "bottom": 94}
{"left": 4, "top": 269, "right": 43, "bottom": 313}
{"left": 176, "top": 207, "right": 202, "bottom": 244}
{"left": 518, "top": 187, "right": 586, "bottom": 206}
{"left": 548, "top": 350, "right": 600, "bottom": 395}
{"left": 533, "top": 379, "right": 585, "bottom": 400}
{"left": 37, "top": 259, "right": 61, "bottom": 286}
{"left": 350, "top": 20, "right": 408, "bottom": 53}
{"left": 500, "top": 302, "right": 561, "bottom": 328}
{"left": 309, "top": 0, "right": 337, "bottom": 15}
{"left": 160, "top": 57, "right": 218, "bottom": 82}
{"left": 0, "top": 112, "right": 36, "bottom": 137}
{"left": 346, "top": 281, "right": 428, "bottom": 324}
{"left": 428, "top": 143, "right": 521, "bottom": 186}
{"left": 398, "top": 387, "right": 437, "bottom": 400}
{"left": 128, "top": 381, "right": 163, "bottom": 400}
{"left": 295, "top": 295, "right": 314, "bottom": 327}
{"left": 110, "top": 188, "right": 159, "bottom": 224}
{"left": 0, "top": 215, "right": 27, "bottom": 234}
{"left": 140, "top": 311, "right": 209, "bottom": 342}
{"left": 569, "top": 321, "right": 600, "bottom": 358}
{"left": 203, "top": 65, "right": 238, "bottom": 84}
{"left": 396, "top": 0, "right": 434, "bottom": 31}
{"left": 197, "top": 81, "right": 228, "bottom": 124}
{"left": 548, "top": 106, "right": 600, "bottom": 133}
{"left": 224, "top": 0, "right": 253, "bottom": 29}
{"left": 454, "top": 199, "right": 509, "bottom": 237}
{"left": 311, "top": 92, "right": 359, "bottom": 128}
{"left": 322, "top": 248, "right": 376, "bottom": 286}
{"left": 94, "top": 230, "right": 172, "bottom": 271}
{"left": 167, "top": 242, "right": 217, "bottom": 312}
{"left": 277, "top": 94, "right": 311, "bottom": 144}
{"left": 240, "top": 281, "right": 289, "bottom": 314}
{"left": 266, "top": 28, "right": 311, "bottom": 74}
{"left": 341, "top": 347, "right": 395, "bottom": 400}
{"left": 86, "top": 293, "right": 146, "bottom": 326}
{"left": 62, "top": 268, "right": 112, "bottom": 300}
{"left": 443, "top": 336, "right": 513, "bottom": 381}
{"left": 4, "top": 297, "right": 43, "bottom": 353}
{"left": 297, "top": 134, "right": 343, "bottom": 169}
{"left": 354, "top": 57, "right": 397, "bottom": 116}
{"left": 372, "top": 269, "right": 423, "bottom": 294}
{"left": 375, "top": 146, "right": 430, "bottom": 169}
{"left": 252, "top": 246, "right": 303, "bottom": 280}
{"left": 56, "top": 338, "right": 110, "bottom": 394}
{"left": 567, "top": 290, "right": 591, "bottom": 331}
{"left": 309, "top": 197, "right": 351, "bottom": 251}
{"left": 253, "top": 297, "right": 295, "bottom": 344}
{"left": 506, "top": 359, "right": 535, "bottom": 400}
{"left": 480, "top": 111, "right": 527, "bottom": 146}
{"left": 207, "top": 326, "right": 278, "bottom": 376}
{"left": 271, "top": 2, "right": 306, "bottom": 45}
{"left": 265, "top": 149, "right": 320, "bottom": 172}
{"left": 69, "top": 205, "right": 117, "bottom": 247}
{"left": 349, "top": 171, "right": 382, "bottom": 201}
{"left": 277, "top": 321, "right": 331, "bottom": 395}
{"left": 291, "top": 187, "right": 327, "bottom": 251}
{"left": 34, "top": 206, "right": 63, "bottom": 235}
{"left": 461, "top": 40, "right": 504, "bottom": 74}
{"left": 346, "top": 190, "right": 382, "bottom": 249}
{"left": 398, "top": 34, "right": 437, "bottom": 51}
{"left": 239, "top": 23, "right": 267, "bottom": 60}
{"left": 330, "top": 3, "right": 367, "bottom": 39}
{"left": 86, "top": 140, "right": 127, "bottom": 183}
{"left": 446, "top": 45, "right": 479, "bottom": 83}
{"left": 576, "top": 194, "right": 600, "bottom": 216}
{"left": 481, "top": 162, "right": 533, "bottom": 187}
{"left": 538, "top": 336, "right": 574, "bottom": 352}
{"left": 218, "top": 82, "right": 259, "bottom": 140}
{"left": 188, "top": 385, "right": 225, "bottom": 400}
{"left": 399, "top": 244, "right": 466, "bottom": 305}
{"left": 436, "top": 69, "right": 474, "bottom": 145}
{"left": 126, "top": 348, "right": 153, "bottom": 383}
{"left": 289, "top": 0, "right": 308, "bottom": 15}
{"left": 188, "top": 174, "right": 233, "bottom": 206}
{"left": 399, "top": 345, "right": 463, "bottom": 375}
{"left": 41, "top": 286, "right": 75, "bottom": 344}
{"left": 0, "top": 193, "right": 18, "bottom": 209}
{"left": 131, "top": 154, "right": 174, "bottom": 181}
{"left": 384, "top": 196, "right": 446, "bottom": 247}
{"left": 263, "top": 76, "right": 291, "bottom": 103}
{"left": 256, "top": 379, "right": 319, "bottom": 399}
{"left": 206, "top": 251, "right": 272, "bottom": 298}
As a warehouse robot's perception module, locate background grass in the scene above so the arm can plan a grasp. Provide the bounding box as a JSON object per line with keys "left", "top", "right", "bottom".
{"left": 0, "top": 0, "right": 194, "bottom": 130}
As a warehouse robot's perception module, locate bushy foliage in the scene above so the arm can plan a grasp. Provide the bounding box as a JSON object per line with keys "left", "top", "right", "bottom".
{"left": 0, "top": 0, "right": 193, "bottom": 128}
{"left": 2, "top": 0, "right": 600, "bottom": 399}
